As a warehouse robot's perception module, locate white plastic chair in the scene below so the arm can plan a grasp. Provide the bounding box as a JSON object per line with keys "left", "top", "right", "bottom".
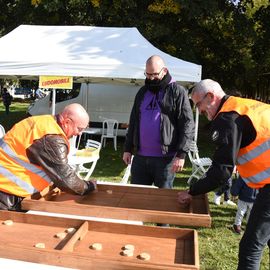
{"left": 120, "top": 155, "right": 134, "bottom": 184}
{"left": 0, "top": 124, "right": 5, "bottom": 138}
{"left": 100, "top": 119, "right": 119, "bottom": 151}
{"left": 187, "top": 141, "right": 212, "bottom": 185}
{"left": 76, "top": 139, "right": 102, "bottom": 180}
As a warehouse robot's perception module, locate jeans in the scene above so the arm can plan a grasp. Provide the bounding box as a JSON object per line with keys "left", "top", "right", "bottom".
{"left": 234, "top": 199, "right": 254, "bottom": 226}
{"left": 237, "top": 184, "right": 270, "bottom": 270}
{"left": 131, "top": 155, "right": 175, "bottom": 188}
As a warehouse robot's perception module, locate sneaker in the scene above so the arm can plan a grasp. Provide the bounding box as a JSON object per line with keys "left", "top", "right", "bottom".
{"left": 224, "top": 200, "right": 236, "bottom": 206}
{"left": 233, "top": 224, "right": 241, "bottom": 234}
{"left": 214, "top": 194, "right": 221, "bottom": 205}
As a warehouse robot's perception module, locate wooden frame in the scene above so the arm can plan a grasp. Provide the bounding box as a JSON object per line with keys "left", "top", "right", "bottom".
{"left": 0, "top": 211, "right": 199, "bottom": 269}
{"left": 22, "top": 184, "right": 211, "bottom": 227}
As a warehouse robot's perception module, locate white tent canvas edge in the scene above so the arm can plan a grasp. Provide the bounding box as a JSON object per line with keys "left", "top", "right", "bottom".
{"left": 0, "top": 25, "right": 201, "bottom": 83}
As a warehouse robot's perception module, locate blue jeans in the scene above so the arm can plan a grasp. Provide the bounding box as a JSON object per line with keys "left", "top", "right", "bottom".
{"left": 130, "top": 155, "right": 175, "bottom": 188}
{"left": 237, "top": 184, "right": 270, "bottom": 270}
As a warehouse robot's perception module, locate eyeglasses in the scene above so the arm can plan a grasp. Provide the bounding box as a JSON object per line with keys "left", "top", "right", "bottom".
{"left": 194, "top": 93, "right": 209, "bottom": 108}
{"left": 144, "top": 67, "right": 164, "bottom": 78}
{"left": 68, "top": 117, "right": 88, "bottom": 133}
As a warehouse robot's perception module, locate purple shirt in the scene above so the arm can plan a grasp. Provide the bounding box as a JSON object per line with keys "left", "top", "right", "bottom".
{"left": 138, "top": 90, "right": 174, "bottom": 157}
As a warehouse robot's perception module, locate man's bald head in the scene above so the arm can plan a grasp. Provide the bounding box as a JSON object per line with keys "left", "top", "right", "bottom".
{"left": 146, "top": 55, "right": 165, "bottom": 68}
{"left": 61, "top": 103, "right": 89, "bottom": 125}
{"left": 59, "top": 103, "right": 89, "bottom": 138}
{"left": 145, "top": 55, "right": 167, "bottom": 80}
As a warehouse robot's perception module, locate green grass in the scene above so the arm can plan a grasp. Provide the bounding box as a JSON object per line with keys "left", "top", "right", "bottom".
{"left": 0, "top": 99, "right": 31, "bottom": 131}
{"left": 0, "top": 100, "right": 269, "bottom": 269}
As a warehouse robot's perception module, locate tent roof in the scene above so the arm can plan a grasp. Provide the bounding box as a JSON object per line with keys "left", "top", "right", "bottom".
{"left": 0, "top": 25, "right": 201, "bottom": 83}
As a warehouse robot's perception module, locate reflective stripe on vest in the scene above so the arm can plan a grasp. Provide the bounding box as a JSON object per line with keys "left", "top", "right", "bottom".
{"left": 237, "top": 139, "right": 270, "bottom": 165}
{"left": 0, "top": 139, "right": 52, "bottom": 195}
{"left": 243, "top": 167, "right": 270, "bottom": 184}
{"left": 0, "top": 139, "right": 51, "bottom": 183}
{"left": 0, "top": 163, "right": 38, "bottom": 194}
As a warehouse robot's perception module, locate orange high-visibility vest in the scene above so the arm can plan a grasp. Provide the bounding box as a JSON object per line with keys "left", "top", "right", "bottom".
{"left": 0, "top": 115, "right": 69, "bottom": 197}
{"left": 217, "top": 96, "right": 270, "bottom": 189}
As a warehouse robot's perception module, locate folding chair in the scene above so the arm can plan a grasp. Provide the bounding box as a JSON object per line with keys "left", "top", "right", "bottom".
{"left": 187, "top": 141, "right": 212, "bottom": 185}
{"left": 75, "top": 139, "right": 102, "bottom": 180}
{"left": 0, "top": 124, "right": 5, "bottom": 138}
{"left": 120, "top": 155, "right": 134, "bottom": 184}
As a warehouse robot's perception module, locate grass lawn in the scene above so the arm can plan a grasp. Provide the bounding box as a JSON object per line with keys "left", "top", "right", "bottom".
{"left": 0, "top": 100, "right": 269, "bottom": 269}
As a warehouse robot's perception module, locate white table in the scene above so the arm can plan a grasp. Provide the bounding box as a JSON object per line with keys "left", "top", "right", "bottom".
{"left": 68, "top": 152, "right": 99, "bottom": 180}
{"left": 77, "top": 128, "right": 101, "bottom": 147}
{"left": 83, "top": 127, "right": 102, "bottom": 135}
{"left": 68, "top": 153, "right": 99, "bottom": 166}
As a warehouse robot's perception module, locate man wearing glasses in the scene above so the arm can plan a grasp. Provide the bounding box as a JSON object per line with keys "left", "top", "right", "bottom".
{"left": 178, "top": 79, "right": 270, "bottom": 270}
{"left": 0, "top": 103, "right": 96, "bottom": 211}
{"left": 123, "top": 55, "right": 194, "bottom": 191}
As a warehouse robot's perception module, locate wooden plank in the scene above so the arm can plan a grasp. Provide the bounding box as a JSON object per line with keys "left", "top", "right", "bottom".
{"left": 0, "top": 244, "right": 199, "bottom": 270}
{"left": 0, "top": 211, "right": 199, "bottom": 270}
{"left": 22, "top": 184, "right": 211, "bottom": 227}
{"left": 61, "top": 221, "right": 88, "bottom": 252}
{"left": 193, "top": 229, "right": 200, "bottom": 269}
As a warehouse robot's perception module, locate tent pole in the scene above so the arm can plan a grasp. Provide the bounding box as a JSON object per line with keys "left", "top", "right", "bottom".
{"left": 51, "top": 88, "right": 56, "bottom": 115}
{"left": 85, "top": 82, "right": 89, "bottom": 113}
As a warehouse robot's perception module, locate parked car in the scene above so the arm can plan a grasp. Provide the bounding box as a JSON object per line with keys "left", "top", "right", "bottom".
{"left": 12, "top": 87, "right": 33, "bottom": 99}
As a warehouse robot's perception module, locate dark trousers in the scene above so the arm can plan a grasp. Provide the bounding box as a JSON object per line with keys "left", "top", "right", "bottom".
{"left": 216, "top": 177, "right": 232, "bottom": 201}
{"left": 237, "top": 184, "right": 270, "bottom": 270}
{"left": 131, "top": 155, "right": 175, "bottom": 188}
{"left": 4, "top": 105, "right": 9, "bottom": 115}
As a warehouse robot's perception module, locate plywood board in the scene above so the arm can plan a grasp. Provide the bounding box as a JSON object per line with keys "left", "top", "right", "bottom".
{"left": 22, "top": 184, "right": 211, "bottom": 227}
{"left": 0, "top": 211, "right": 199, "bottom": 270}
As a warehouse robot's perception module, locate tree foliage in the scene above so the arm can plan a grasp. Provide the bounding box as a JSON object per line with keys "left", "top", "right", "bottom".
{"left": 0, "top": 0, "right": 269, "bottom": 101}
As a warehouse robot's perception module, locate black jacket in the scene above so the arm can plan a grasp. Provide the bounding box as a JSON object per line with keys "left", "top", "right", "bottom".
{"left": 124, "top": 82, "right": 194, "bottom": 158}
{"left": 189, "top": 95, "right": 257, "bottom": 195}
{"left": 2, "top": 92, "right": 12, "bottom": 106}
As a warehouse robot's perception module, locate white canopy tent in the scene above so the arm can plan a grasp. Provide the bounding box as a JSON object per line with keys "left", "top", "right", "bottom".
{"left": 0, "top": 25, "right": 201, "bottom": 139}
{"left": 0, "top": 25, "right": 201, "bottom": 82}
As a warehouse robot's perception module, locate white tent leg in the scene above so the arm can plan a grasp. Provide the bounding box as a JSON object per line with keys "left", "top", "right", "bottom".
{"left": 51, "top": 88, "right": 56, "bottom": 115}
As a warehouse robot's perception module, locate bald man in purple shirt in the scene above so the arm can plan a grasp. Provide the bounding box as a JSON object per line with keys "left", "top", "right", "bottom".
{"left": 123, "top": 55, "right": 194, "bottom": 189}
